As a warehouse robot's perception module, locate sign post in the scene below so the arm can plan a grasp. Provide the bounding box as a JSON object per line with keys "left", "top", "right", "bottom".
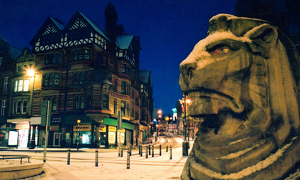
{"left": 43, "top": 100, "right": 50, "bottom": 163}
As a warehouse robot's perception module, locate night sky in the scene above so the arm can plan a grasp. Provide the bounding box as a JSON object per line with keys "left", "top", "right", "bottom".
{"left": 0, "top": 0, "right": 236, "bottom": 115}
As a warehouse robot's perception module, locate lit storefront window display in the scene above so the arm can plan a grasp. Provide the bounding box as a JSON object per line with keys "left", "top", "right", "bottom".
{"left": 73, "top": 124, "right": 92, "bottom": 145}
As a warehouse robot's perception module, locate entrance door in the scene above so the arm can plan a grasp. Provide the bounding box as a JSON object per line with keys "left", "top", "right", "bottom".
{"left": 53, "top": 133, "right": 62, "bottom": 146}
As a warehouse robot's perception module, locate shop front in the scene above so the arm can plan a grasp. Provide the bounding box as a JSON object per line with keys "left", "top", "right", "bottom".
{"left": 73, "top": 124, "right": 92, "bottom": 147}
{"left": 63, "top": 115, "right": 94, "bottom": 148}
{"left": 101, "top": 118, "right": 135, "bottom": 148}
{"left": 6, "top": 118, "right": 39, "bottom": 148}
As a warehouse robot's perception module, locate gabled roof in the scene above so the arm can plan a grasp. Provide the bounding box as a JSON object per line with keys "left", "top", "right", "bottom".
{"left": 139, "top": 70, "right": 152, "bottom": 85}
{"left": 50, "top": 17, "right": 64, "bottom": 30}
{"left": 78, "top": 11, "right": 109, "bottom": 40}
{"left": 9, "top": 46, "right": 22, "bottom": 60}
{"left": 116, "top": 34, "right": 134, "bottom": 49}
{"left": 30, "top": 17, "right": 64, "bottom": 45}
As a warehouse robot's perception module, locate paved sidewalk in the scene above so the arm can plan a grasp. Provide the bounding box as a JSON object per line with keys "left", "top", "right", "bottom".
{"left": 1, "top": 143, "right": 192, "bottom": 180}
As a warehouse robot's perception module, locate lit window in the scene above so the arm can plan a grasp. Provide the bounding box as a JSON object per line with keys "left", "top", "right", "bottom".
{"left": 24, "top": 80, "right": 29, "bottom": 91}
{"left": 18, "top": 80, "right": 23, "bottom": 91}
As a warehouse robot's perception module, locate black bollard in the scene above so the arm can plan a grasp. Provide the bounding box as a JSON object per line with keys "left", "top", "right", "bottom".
{"left": 140, "top": 146, "right": 143, "bottom": 157}
{"left": 166, "top": 145, "right": 168, "bottom": 152}
{"left": 152, "top": 145, "right": 154, "bottom": 157}
{"left": 127, "top": 150, "right": 130, "bottom": 169}
{"left": 146, "top": 147, "right": 148, "bottom": 158}
{"left": 95, "top": 149, "right": 98, "bottom": 167}
{"left": 121, "top": 148, "right": 123, "bottom": 157}
{"left": 170, "top": 145, "right": 172, "bottom": 160}
{"left": 148, "top": 145, "right": 151, "bottom": 155}
{"left": 139, "top": 145, "right": 141, "bottom": 155}
{"left": 67, "top": 148, "right": 70, "bottom": 165}
{"left": 159, "top": 144, "right": 162, "bottom": 156}
{"left": 130, "top": 145, "right": 132, "bottom": 156}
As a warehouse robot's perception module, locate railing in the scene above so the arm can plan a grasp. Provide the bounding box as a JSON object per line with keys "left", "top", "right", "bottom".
{"left": 0, "top": 155, "right": 31, "bottom": 164}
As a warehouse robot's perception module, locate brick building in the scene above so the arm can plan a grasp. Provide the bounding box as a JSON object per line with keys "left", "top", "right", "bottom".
{"left": 0, "top": 4, "right": 153, "bottom": 148}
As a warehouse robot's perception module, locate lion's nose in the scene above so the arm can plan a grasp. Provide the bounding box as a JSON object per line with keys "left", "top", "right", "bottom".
{"left": 180, "top": 60, "right": 197, "bottom": 81}
{"left": 179, "top": 59, "right": 197, "bottom": 90}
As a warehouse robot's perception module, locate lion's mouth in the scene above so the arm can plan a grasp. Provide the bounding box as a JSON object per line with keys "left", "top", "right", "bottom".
{"left": 186, "top": 90, "right": 247, "bottom": 136}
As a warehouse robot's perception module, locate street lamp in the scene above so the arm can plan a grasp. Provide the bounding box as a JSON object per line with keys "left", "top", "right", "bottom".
{"left": 181, "top": 93, "right": 191, "bottom": 156}
{"left": 27, "top": 68, "right": 36, "bottom": 149}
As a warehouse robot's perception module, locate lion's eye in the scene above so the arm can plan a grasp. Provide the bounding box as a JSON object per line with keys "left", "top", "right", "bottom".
{"left": 211, "top": 46, "right": 231, "bottom": 56}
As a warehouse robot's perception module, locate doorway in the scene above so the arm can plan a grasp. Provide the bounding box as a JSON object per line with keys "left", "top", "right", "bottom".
{"left": 53, "top": 133, "right": 62, "bottom": 146}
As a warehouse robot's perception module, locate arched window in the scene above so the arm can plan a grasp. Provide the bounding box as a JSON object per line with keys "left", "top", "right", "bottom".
{"left": 44, "top": 74, "right": 49, "bottom": 86}
{"left": 54, "top": 73, "right": 60, "bottom": 86}
{"left": 48, "top": 73, "right": 53, "bottom": 86}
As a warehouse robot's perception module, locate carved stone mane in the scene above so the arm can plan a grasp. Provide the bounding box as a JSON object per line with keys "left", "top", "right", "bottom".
{"left": 179, "top": 14, "right": 300, "bottom": 180}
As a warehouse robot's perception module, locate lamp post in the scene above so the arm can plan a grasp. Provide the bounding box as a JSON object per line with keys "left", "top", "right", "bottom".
{"left": 155, "top": 124, "right": 158, "bottom": 142}
{"left": 181, "top": 94, "right": 190, "bottom": 156}
{"left": 27, "top": 69, "right": 36, "bottom": 149}
{"left": 76, "top": 119, "right": 81, "bottom": 150}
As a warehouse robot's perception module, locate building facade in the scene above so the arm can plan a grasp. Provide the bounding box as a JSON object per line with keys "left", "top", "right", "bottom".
{"left": 0, "top": 4, "right": 153, "bottom": 148}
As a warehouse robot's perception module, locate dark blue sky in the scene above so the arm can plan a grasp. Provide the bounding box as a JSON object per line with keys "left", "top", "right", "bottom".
{"left": 0, "top": 0, "right": 236, "bottom": 115}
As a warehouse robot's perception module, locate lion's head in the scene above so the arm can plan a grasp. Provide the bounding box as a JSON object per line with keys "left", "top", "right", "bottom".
{"left": 179, "top": 14, "right": 300, "bottom": 180}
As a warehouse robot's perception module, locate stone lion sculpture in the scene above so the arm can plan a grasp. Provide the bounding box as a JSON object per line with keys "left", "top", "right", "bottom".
{"left": 179, "top": 14, "right": 300, "bottom": 180}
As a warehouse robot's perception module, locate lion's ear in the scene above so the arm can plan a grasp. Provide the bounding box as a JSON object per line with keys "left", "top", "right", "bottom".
{"left": 245, "top": 24, "right": 278, "bottom": 58}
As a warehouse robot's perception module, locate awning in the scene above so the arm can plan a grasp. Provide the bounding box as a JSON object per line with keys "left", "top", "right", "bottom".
{"left": 103, "top": 118, "right": 135, "bottom": 130}
{"left": 64, "top": 115, "right": 93, "bottom": 124}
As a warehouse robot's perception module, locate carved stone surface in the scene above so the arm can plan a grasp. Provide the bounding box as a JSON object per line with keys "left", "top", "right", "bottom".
{"left": 179, "top": 14, "right": 300, "bottom": 180}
